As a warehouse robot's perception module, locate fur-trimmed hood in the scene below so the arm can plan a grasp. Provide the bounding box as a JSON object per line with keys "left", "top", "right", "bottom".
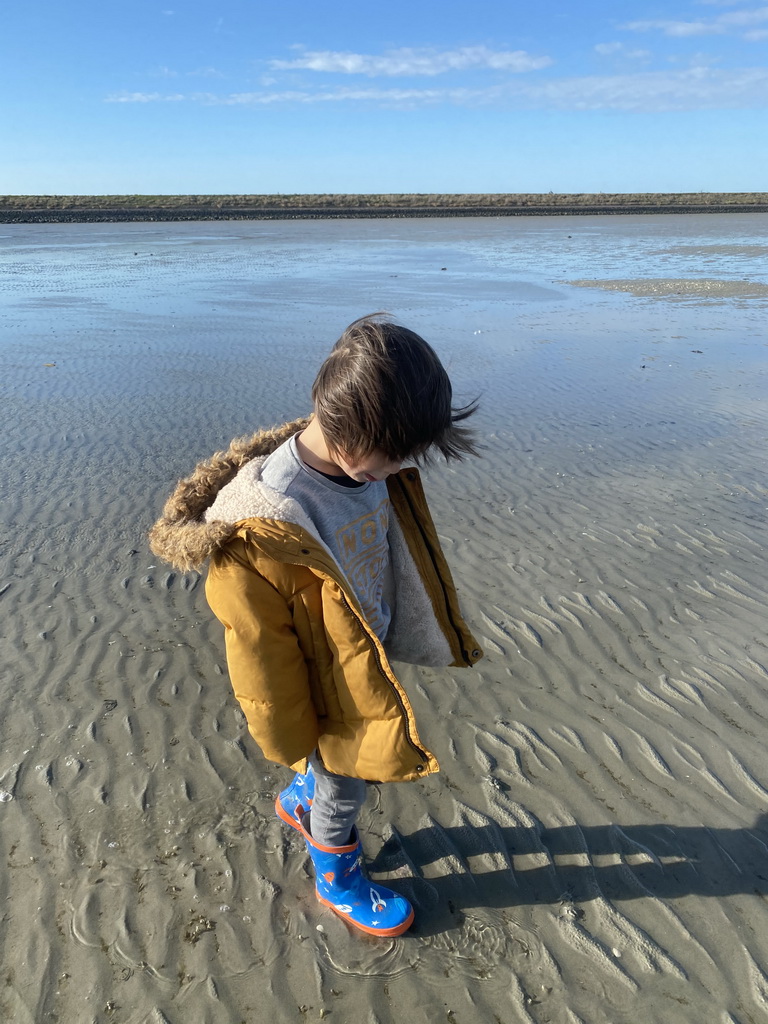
{"left": 149, "top": 417, "right": 310, "bottom": 571}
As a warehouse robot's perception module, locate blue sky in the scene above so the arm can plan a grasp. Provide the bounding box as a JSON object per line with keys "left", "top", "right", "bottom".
{"left": 2, "top": 0, "right": 767, "bottom": 194}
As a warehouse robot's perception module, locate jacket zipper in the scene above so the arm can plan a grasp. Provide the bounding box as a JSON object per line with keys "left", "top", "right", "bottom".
{"left": 394, "top": 475, "right": 471, "bottom": 665}
{"left": 279, "top": 541, "right": 430, "bottom": 768}
{"left": 337, "top": 587, "right": 430, "bottom": 767}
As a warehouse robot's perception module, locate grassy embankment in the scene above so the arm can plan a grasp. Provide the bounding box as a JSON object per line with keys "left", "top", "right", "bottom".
{"left": 1, "top": 192, "right": 767, "bottom": 223}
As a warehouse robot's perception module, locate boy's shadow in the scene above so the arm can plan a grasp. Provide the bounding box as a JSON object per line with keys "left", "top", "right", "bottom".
{"left": 368, "top": 814, "right": 768, "bottom": 938}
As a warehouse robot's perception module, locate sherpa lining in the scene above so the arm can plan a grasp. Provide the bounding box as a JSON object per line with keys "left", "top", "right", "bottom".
{"left": 204, "top": 455, "right": 324, "bottom": 547}
{"left": 385, "top": 515, "right": 453, "bottom": 666}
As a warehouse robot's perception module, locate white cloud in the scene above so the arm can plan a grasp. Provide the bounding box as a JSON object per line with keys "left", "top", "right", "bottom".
{"left": 105, "top": 66, "right": 768, "bottom": 112}
{"left": 625, "top": 19, "right": 722, "bottom": 36}
{"left": 107, "top": 92, "right": 186, "bottom": 103}
{"left": 211, "top": 88, "right": 450, "bottom": 105}
{"left": 187, "top": 66, "right": 225, "bottom": 78}
{"left": 148, "top": 65, "right": 224, "bottom": 80}
{"left": 719, "top": 4, "right": 768, "bottom": 23}
{"left": 745, "top": 27, "right": 768, "bottom": 36}
{"left": 269, "top": 45, "right": 552, "bottom": 76}
{"left": 625, "top": 5, "right": 768, "bottom": 36}
{"left": 518, "top": 66, "right": 768, "bottom": 110}
{"left": 595, "top": 42, "right": 624, "bottom": 55}
{"left": 595, "top": 42, "right": 651, "bottom": 59}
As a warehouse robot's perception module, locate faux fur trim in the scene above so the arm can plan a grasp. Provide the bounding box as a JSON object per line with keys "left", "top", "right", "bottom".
{"left": 148, "top": 417, "right": 310, "bottom": 571}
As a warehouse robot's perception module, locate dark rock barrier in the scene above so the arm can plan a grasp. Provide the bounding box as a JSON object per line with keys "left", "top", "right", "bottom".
{"left": 3, "top": 203, "right": 768, "bottom": 224}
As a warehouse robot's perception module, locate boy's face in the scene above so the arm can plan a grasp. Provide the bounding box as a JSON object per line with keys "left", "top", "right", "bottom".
{"left": 332, "top": 448, "right": 403, "bottom": 483}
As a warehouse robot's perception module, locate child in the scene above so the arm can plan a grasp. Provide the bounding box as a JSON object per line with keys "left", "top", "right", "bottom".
{"left": 149, "top": 314, "right": 483, "bottom": 937}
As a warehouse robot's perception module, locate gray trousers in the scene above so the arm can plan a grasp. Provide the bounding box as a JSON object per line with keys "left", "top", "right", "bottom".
{"left": 308, "top": 751, "right": 367, "bottom": 848}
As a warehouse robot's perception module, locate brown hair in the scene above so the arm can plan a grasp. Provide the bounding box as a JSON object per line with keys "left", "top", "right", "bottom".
{"left": 311, "top": 313, "right": 479, "bottom": 464}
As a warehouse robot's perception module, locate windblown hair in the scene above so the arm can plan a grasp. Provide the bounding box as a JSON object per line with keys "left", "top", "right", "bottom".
{"left": 312, "top": 314, "right": 479, "bottom": 465}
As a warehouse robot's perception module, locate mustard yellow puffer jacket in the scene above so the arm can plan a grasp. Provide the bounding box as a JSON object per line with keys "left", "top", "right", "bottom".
{"left": 149, "top": 419, "right": 482, "bottom": 783}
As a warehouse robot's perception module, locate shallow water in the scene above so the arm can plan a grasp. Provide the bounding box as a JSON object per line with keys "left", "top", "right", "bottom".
{"left": 3, "top": 214, "right": 767, "bottom": 563}
{"left": 1, "top": 214, "right": 768, "bottom": 1024}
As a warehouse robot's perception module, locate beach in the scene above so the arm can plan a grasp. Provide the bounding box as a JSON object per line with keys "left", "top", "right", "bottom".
{"left": 2, "top": 213, "right": 768, "bottom": 1023}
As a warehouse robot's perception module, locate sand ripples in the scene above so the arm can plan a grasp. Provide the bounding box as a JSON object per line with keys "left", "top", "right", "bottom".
{"left": 2, "top": 215, "right": 768, "bottom": 1022}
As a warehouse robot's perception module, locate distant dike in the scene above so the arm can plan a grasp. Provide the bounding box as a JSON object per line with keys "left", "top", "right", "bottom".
{"left": 1, "top": 193, "right": 767, "bottom": 223}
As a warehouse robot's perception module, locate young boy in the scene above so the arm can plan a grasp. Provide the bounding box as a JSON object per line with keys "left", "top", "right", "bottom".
{"left": 149, "top": 314, "right": 483, "bottom": 937}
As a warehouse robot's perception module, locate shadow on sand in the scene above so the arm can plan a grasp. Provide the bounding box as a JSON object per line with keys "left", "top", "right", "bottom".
{"left": 368, "top": 815, "right": 768, "bottom": 938}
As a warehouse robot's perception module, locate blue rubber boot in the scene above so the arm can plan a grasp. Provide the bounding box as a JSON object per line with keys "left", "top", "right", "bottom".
{"left": 275, "top": 763, "right": 316, "bottom": 831}
{"left": 295, "top": 807, "right": 414, "bottom": 937}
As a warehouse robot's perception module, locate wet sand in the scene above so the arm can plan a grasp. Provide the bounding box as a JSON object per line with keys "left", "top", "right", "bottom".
{"left": 2, "top": 215, "right": 768, "bottom": 1023}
